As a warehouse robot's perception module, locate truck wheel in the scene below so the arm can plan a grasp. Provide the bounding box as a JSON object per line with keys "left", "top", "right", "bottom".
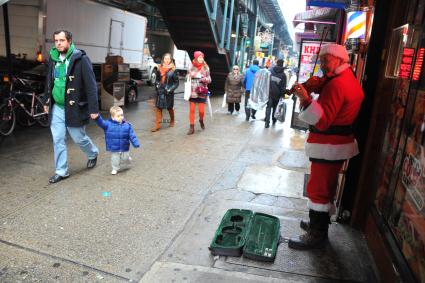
{"left": 148, "top": 69, "right": 157, "bottom": 86}
{"left": 126, "top": 87, "right": 137, "bottom": 104}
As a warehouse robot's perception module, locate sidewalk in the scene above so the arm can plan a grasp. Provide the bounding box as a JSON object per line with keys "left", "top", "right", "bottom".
{"left": 0, "top": 87, "right": 378, "bottom": 282}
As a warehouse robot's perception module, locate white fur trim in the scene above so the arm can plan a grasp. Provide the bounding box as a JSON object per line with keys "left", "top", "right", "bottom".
{"left": 335, "top": 63, "right": 351, "bottom": 75}
{"left": 305, "top": 140, "right": 360, "bottom": 160}
{"left": 299, "top": 100, "right": 323, "bottom": 125}
{"left": 308, "top": 200, "right": 331, "bottom": 212}
{"left": 319, "top": 44, "right": 349, "bottom": 62}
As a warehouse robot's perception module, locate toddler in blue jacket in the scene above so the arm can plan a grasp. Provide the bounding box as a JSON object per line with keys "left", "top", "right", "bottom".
{"left": 95, "top": 106, "right": 140, "bottom": 175}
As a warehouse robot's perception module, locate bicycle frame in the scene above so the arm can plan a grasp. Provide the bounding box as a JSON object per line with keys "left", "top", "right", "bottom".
{"left": 10, "top": 90, "right": 47, "bottom": 119}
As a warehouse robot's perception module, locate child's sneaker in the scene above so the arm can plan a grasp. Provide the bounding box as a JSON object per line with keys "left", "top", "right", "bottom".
{"left": 111, "top": 169, "right": 118, "bottom": 175}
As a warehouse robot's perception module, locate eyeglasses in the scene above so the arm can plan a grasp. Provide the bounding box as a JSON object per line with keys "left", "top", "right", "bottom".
{"left": 233, "top": 68, "right": 239, "bottom": 70}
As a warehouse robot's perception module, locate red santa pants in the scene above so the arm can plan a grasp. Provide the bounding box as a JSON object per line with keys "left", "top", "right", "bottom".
{"left": 307, "top": 161, "right": 344, "bottom": 207}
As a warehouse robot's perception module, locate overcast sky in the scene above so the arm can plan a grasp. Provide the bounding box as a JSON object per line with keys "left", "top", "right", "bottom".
{"left": 278, "top": 0, "right": 306, "bottom": 41}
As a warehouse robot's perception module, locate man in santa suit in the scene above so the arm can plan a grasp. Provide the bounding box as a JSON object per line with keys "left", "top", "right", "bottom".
{"left": 289, "top": 44, "right": 364, "bottom": 249}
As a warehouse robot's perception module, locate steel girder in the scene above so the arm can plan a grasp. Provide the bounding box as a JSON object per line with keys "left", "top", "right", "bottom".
{"left": 239, "top": 0, "right": 292, "bottom": 45}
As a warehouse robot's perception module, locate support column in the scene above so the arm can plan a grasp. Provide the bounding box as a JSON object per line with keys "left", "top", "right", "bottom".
{"left": 239, "top": 37, "right": 246, "bottom": 70}
{"left": 249, "top": 15, "right": 258, "bottom": 63}
{"left": 226, "top": 0, "right": 235, "bottom": 50}
{"left": 232, "top": 13, "right": 240, "bottom": 66}
{"left": 212, "top": 0, "right": 219, "bottom": 20}
{"left": 220, "top": 0, "right": 229, "bottom": 49}
{"left": 3, "top": 3, "right": 12, "bottom": 82}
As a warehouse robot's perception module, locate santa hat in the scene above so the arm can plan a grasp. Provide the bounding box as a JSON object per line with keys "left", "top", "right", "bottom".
{"left": 194, "top": 51, "right": 204, "bottom": 59}
{"left": 319, "top": 44, "right": 349, "bottom": 62}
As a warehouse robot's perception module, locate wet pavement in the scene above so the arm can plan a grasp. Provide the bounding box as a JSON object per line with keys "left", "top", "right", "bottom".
{"left": 0, "top": 82, "right": 378, "bottom": 282}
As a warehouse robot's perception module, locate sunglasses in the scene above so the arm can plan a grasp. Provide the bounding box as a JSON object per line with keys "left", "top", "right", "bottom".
{"left": 233, "top": 68, "right": 239, "bottom": 70}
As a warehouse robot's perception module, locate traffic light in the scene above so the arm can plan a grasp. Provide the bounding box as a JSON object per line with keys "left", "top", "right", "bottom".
{"left": 246, "top": 39, "right": 251, "bottom": 47}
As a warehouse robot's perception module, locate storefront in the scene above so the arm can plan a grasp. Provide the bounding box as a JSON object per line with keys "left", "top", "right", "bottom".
{"left": 350, "top": 0, "right": 425, "bottom": 281}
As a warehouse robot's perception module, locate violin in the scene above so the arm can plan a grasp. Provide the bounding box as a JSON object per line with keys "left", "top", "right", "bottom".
{"left": 289, "top": 76, "right": 329, "bottom": 95}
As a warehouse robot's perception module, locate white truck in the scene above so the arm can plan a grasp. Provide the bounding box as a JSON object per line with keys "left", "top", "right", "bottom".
{"left": 173, "top": 46, "right": 190, "bottom": 76}
{"left": 0, "top": 0, "right": 158, "bottom": 84}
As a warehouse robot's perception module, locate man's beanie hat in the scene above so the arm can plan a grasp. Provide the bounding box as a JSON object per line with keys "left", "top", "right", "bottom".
{"left": 319, "top": 44, "right": 349, "bottom": 62}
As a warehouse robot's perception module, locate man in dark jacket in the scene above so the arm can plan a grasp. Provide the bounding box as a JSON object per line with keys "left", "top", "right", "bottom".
{"left": 43, "top": 30, "right": 99, "bottom": 183}
{"left": 243, "top": 59, "right": 260, "bottom": 121}
{"left": 265, "top": 59, "right": 287, "bottom": 128}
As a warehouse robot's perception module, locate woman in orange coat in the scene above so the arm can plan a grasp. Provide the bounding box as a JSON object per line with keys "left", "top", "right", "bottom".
{"left": 151, "top": 53, "right": 179, "bottom": 132}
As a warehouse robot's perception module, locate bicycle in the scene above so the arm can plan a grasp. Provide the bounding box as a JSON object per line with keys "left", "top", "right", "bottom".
{"left": 0, "top": 78, "right": 48, "bottom": 136}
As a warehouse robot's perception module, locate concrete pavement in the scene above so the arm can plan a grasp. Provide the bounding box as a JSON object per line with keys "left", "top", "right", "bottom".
{"left": 0, "top": 83, "right": 378, "bottom": 282}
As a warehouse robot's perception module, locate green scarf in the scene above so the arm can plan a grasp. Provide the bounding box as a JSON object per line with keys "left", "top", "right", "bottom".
{"left": 50, "top": 43, "right": 75, "bottom": 108}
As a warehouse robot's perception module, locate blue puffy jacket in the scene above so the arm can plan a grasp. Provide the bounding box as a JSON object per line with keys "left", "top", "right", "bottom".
{"left": 96, "top": 115, "right": 140, "bottom": 152}
{"left": 243, "top": 64, "right": 260, "bottom": 91}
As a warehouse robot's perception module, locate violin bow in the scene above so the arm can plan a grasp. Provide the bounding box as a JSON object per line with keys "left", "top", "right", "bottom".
{"left": 311, "top": 27, "right": 329, "bottom": 77}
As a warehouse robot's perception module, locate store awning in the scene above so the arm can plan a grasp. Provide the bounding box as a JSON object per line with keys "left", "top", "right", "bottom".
{"left": 306, "top": 0, "right": 348, "bottom": 9}
{"left": 293, "top": 7, "right": 337, "bottom": 27}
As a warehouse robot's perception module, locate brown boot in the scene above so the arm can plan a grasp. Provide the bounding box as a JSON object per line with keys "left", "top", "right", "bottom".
{"left": 288, "top": 210, "right": 329, "bottom": 250}
{"left": 168, "top": 108, "right": 175, "bottom": 127}
{"left": 151, "top": 109, "right": 162, "bottom": 132}
{"left": 187, "top": 124, "right": 195, "bottom": 135}
{"left": 199, "top": 119, "right": 205, "bottom": 130}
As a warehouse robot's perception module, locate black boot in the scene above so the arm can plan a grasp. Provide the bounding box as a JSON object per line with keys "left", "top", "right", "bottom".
{"left": 300, "top": 219, "right": 310, "bottom": 231}
{"left": 288, "top": 210, "right": 329, "bottom": 250}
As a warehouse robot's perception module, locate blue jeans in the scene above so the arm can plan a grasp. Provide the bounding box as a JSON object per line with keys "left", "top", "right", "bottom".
{"left": 50, "top": 105, "right": 98, "bottom": 176}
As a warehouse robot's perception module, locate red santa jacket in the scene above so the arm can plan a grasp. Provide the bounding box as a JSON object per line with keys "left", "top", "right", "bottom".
{"left": 299, "top": 64, "right": 364, "bottom": 161}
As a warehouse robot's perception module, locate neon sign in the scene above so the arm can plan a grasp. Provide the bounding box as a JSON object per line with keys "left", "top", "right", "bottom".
{"left": 399, "top": 48, "right": 415, "bottom": 79}
{"left": 412, "top": 48, "right": 425, "bottom": 81}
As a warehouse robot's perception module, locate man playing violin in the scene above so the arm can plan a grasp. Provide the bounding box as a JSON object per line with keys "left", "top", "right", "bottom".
{"left": 289, "top": 44, "right": 364, "bottom": 250}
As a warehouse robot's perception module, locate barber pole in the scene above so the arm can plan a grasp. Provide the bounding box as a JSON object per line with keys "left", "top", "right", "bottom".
{"left": 346, "top": 11, "right": 366, "bottom": 40}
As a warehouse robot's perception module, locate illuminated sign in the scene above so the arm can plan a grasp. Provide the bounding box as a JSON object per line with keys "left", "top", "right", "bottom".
{"left": 399, "top": 48, "right": 415, "bottom": 79}
{"left": 298, "top": 40, "right": 334, "bottom": 83}
{"left": 346, "top": 11, "right": 366, "bottom": 40}
{"left": 412, "top": 47, "right": 425, "bottom": 81}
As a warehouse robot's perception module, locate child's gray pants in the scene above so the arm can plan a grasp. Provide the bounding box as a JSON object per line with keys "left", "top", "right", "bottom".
{"left": 111, "top": 152, "right": 131, "bottom": 171}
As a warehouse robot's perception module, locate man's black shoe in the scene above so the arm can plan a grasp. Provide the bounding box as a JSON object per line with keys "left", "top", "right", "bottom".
{"left": 251, "top": 114, "right": 256, "bottom": 119}
{"left": 87, "top": 157, "right": 97, "bottom": 169}
{"left": 265, "top": 123, "right": 270, "bottom": 128}
{"left": 245, "top": 116, "right": 249, "bottom": 121}
{"left": 49, "top": 173, "right": 69, "bottom": 184}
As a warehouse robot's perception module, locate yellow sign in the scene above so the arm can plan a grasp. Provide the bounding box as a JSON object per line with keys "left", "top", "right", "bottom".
{"left": 256, "top": 52, "right": 264, "bottom": 58}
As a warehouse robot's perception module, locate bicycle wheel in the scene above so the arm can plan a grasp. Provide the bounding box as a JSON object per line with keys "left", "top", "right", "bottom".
{"left": 34, "top": 96, "right": 49, "bottom": 127}
{"left": 0, "top": 103, "right": 16, "bottom": 136}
